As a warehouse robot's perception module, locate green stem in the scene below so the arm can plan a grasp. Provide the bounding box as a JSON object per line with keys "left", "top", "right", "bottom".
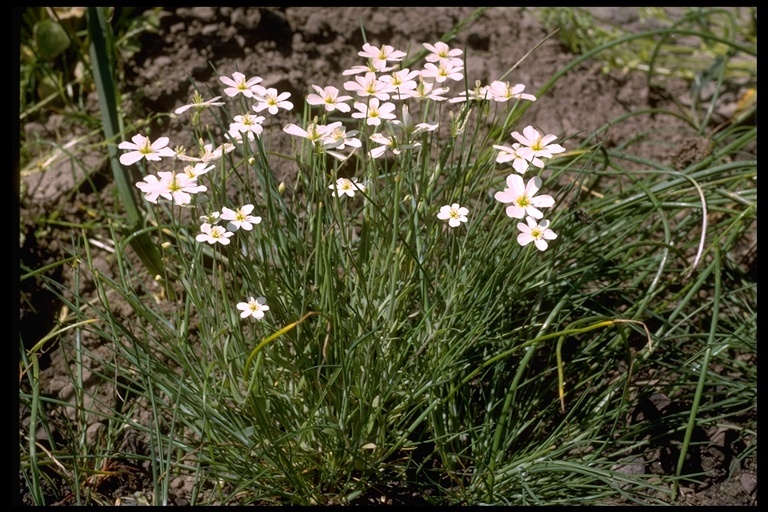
{"left": 673, "top": 247, "right": 720, "bottom": 499}
{"left": 87, "top": 7, "right": 168, "bottom": 285}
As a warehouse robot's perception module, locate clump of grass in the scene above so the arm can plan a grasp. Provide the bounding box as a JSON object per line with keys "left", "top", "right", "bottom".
{"left": 19, "top": 6, "right": 161, "bottom": 123}
{"left": 19, "top": 7, "right": 755, "bottom": 506}
{"left": 532, "top": 7, "right": 756, "bottom": 81}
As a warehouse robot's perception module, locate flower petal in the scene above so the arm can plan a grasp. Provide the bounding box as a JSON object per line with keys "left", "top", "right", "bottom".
{"left": 506, "top": 205, "right": 525, "bottom": 219}
{"left": 120, "top": 152, "right": 144, "bottom": 166}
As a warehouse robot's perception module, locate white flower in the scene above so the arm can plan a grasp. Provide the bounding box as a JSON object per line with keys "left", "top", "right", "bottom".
{"left": 420, "top": 61, "right": 464, "bottom": 83}
{"left": 511, "top": 126, "right": 566, "bottom": 165}
{"left": 283, "top": 121, "right": 329, "bottom": 146}
{"left": 412, "top": 77, "right": 450, "bottom": 102}
{"left": 182, "top": 162, "right": 214, "bottom": 180}
{"left": 423, "top": 41, "right": 464, "bottom": 67}
{"left": 136, "top": 171, "right": 206, "bottom": 206}
{"left": 321, "top": 122, "right": 362, "bottom": 151}
{"left": 135, "top": 173, "right": 171, "bottom": 204}
{"left": 220, "top": 204, "right": 262, "bottom": 231}
{"left": 379, "top": 68, "right": 420, "bottom": 100}
{"left": 118, "top": 134, "right": 176, "bottom": 166}
{"left": 196, "top": 222, "right": 234, "bottom": 245}
{"left": 449, "top": 80, "right": 490, "bottom": 103}
{"left": 165, "top": 172, "right": 207, "bottom": 206}
{"left": 494, "top": 174, "right": 555, "bottom": 219}
{"left": 229, "top": 113, "right": 265, "bottom": 139}
{"left": 343, "top": 71, "right": 391, "bottom": 101}
{"left": 204, "top": 142, "right": 235, "bottom": 162}
{"left": 367, "top": 131, "right": 419, "bottom": 159}
{"left": 391, "top": 104, "right": 438, "bottom": 137}
{"left": 176, "top": 142, "right": 235, "bottom": 163}
{"left": 219, "top": 71, "right": 264, "bottom": 98}
{"left": 306, "top": 85, "right": 353, "bottom": 113}
{"left": 357, "top": 43, "right": 407, "bottom": 71}
{"left": 329, "top": 177, "right": 365, "bottom": 197}
{"left": 486, "top": 81, "right": 536, "bottom": 103}
{"left": 493, "top": 142, "right": 532, "bottom": 175}
{"left": 199, "top": 211, "right": 221, "bottom": 224}
{"left": 252, "top": 88, "right": 294, "bottom": 115}
{"left": 517, "top": 216, "right": 557, "bottom": 251}
{"left": 437, "top": 203, "right": 469, "bottom": 228}
{"left": 174, "top": 92, "right": 225, "bottom": 115}
{"left": 351, "top": 98, "right": 397, "bottom": 126}
{"left": 237, "top": 296, "right": 269, "bottom": 320}
{"left": 342, "top": 60, "right": 391, "bottom": 76}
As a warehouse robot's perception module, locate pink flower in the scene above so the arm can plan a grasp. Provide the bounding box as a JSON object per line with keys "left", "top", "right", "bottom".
{"left": 357, "top": 43, "right": 407, "bottom": 71}
{"left": 494, "top": 174, "right": 554, "bottom": 219}
{"left": 219, "top": 71, "right": 264, "bottom": 98}
{"left": 517, "top": 216, "right": 557, "bottom": 251}
{"left": 511, "top": 126, "right": 566, "bottom": 166}
{"left": 118, "top": 134, "right": 176, "bottom": 166}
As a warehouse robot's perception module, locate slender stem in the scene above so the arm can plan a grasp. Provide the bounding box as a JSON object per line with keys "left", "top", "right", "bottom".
{"left": 673, "top": 248, "right": 720, "bottom": 499}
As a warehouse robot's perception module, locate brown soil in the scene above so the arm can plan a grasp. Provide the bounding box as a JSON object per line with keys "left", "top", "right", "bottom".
{"left": 17, "top": 7, "right": 756, "bottom": 506}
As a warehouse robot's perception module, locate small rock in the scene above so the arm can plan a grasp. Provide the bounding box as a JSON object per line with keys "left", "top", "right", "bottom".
{"left": 613, "top": 459, "right": 646, "bottom": 475}
{"left": 612, "top": 457, "right": 646, "bottom": 489}
{"left": 230, "top": 7, "right": 261, "bottom": 30}
{"left": 154, "top": 56, "right": 172, "bottom": 68}
{"left": 169, "top": 22, "right": 185, "bottom": 34}
{"left": 86, "top": 422, "right": 105, "bottom": 446}
{"left": 739, "top": 473, "right": 757, "bottom": 495}
{"left": 188, "top": 7, "right": 216, "bottom": 22}
{"left": 201, "top": 23, "right": 219, "bottom": 36}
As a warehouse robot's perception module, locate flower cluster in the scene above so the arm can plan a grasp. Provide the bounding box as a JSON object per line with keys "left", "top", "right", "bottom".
{"left": 122, "top": 69, "right": 295, "bottom": 209}
{"left": 118, "top": 39, "right": 567, "bottom": 324}
{"left": 281, "top": 41, "right": 551, "bottom": 237}
{"left": 134, "top": 162, "right": 211, "bottom": 206}
{"left": 217, "top": 71, "right": 295, "bottom": 143}
{"left": 283, "top": 120, "right": 362, "bottom": 162}
{"left": 176, "top": 141, "right": 235, "bottom": 163}
{"left": 127, "top": 137, "right": 235, "bottom": 206}
{"left": 292, "top": 42, "right": 564, "bottom": 238}
{"left": 196, "top": 204, "right": 262, "bottom": 245}
{"left": 284, "top": 40, "right": 536, "bottom": 168}
{"left": 117, "top": 70, "right": 297, "bottom": 324}
{"left": 196, "top": 203, "right": 266, "bottom": 322}
{"left": 493, "top": 126, "right": 565, "bottom": 251}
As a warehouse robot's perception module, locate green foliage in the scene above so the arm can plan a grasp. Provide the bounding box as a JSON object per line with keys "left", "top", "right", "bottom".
{"left": 19, "top": 7, "right": 756, "bottom": 506}
{"left": 34, "top": 18, "right": 71, "bottom": 61}
{"left": 532, "top": 7, "right": 756, "bottom": 81}
{"left": 19, "top": 7, "right": 161, "bottom": 122}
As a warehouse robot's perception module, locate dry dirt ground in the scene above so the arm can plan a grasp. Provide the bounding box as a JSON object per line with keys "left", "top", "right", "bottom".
{"left": 18, "top": 7, "right": 756, "bottom": 506}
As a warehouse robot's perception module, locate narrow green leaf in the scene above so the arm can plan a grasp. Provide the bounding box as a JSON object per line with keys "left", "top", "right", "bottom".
{"left": 87, "top": 6, "right": 166, "bottom": 280}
